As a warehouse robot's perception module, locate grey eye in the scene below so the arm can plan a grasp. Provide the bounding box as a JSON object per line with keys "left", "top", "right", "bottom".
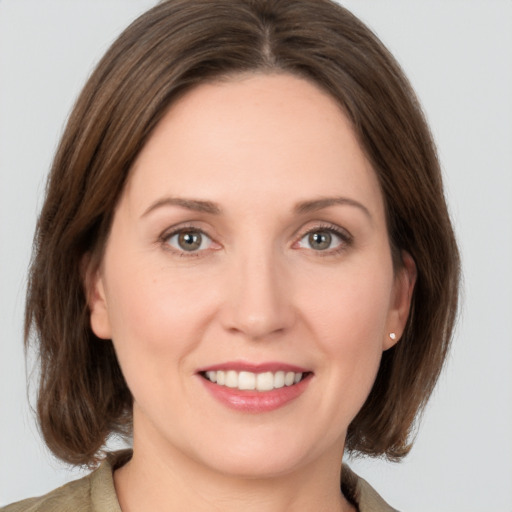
{"left": 297, "top": 228, "right": 346, "bottom": 252}
{"left": 178, "top": 231, "right": 202, "bottom": 251}
{"left": 308, "top": 231, "right": 332, "bottom": 250}
{"left": 167, "top": 230, "right": 212, "bottom": 252}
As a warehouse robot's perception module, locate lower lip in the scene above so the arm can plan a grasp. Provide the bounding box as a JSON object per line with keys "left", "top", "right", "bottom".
{"left": 199, "top": 374, "right": 312, "bottom": 413}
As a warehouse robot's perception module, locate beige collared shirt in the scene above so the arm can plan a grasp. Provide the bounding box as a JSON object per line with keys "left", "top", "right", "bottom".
{"left": 1, "top": 452, "right": 398, "bottom": 512}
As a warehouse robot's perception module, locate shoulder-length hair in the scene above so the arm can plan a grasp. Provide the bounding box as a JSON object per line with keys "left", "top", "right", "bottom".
{"left": 25, "top": 0, "right": 460, "bottom": 465}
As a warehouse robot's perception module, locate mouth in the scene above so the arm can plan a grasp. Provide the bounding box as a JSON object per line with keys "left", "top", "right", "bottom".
{"left": 197, "top": 363, "right": 313, "bottom": 412}
{"left": 200, "top": 369, "right": 310, "bottom": 392}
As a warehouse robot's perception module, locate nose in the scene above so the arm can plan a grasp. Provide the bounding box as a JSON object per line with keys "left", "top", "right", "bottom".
{"left": 220, "top": 250, "right": 295, "bottom": 340}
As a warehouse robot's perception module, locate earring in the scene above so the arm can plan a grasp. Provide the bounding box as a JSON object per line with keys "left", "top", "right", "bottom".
{"left": 389, "top": 332, "right": 397, "bottom": 341}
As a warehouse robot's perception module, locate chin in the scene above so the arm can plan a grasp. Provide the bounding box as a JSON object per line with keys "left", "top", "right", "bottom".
{"left": 204, "top": 450, "right": 311, "bottom": 480}
{"left": 183, "top": 426, "right": 342, "bottom": 480}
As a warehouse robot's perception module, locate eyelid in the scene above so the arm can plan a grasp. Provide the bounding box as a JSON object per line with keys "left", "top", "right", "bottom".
{"left": 294, "top": 222, "right": 353, "bottom": 253}
{"left": 158, "top": 221, "right": 352, "bottom": 256}
{"left": 159, "top": 223, "right": 220, "bottom": 256}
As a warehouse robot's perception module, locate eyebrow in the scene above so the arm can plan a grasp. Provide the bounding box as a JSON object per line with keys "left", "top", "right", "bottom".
{"left": 142, "top": 195, "right": 371, "bottom": 219}
{"left": 294, "top": 197, "right": 372, "bottom": 219}
{"left": 142, "top": 197, "right": 222, "bottom": 217}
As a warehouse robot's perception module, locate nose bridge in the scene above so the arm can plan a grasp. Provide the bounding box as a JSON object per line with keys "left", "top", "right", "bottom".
{"left": 223, "top": 241, "right": 293, "bottom": 339}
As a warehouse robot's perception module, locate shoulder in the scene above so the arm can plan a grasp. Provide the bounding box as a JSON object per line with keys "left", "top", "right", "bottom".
{"left": 0, "top": 451, "right": 129, "bottom": 512}
{"left": 342, "top": 464, "right": 400, "bottom": 512}
{"left": 0, "top": 475, "right": 93, "bottom": 512}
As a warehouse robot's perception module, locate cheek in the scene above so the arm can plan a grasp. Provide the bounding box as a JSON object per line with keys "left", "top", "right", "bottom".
{"left": 302, "top": 262, "right": 393, "bottom": 386}
{"left": 315, "top": 295, "right": 387, "bottom": 382}
{"left": 103, "top": 260, "right": 219, "bottom": 382}
{"left": 101, "top": 263, "right": 224, "bottom": 423}
{"left": 304, "top": 261, "right": 393, "bottom": 342}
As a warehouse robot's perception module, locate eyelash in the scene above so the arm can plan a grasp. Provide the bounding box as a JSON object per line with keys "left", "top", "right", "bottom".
{"left": 295, "top": 223, "right": 353, "bottom": 256}
{"left": 159, "top": 224, "right": 216, "bottom": 258}
{"left": 159, "top": 222, "right": 353, "bottom": 257}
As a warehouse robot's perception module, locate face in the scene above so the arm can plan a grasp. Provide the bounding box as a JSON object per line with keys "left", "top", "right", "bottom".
{"left": 88, "top": 73, "right": 415, "bottom": 479}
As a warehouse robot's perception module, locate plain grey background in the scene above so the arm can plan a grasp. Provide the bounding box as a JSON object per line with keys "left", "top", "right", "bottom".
{"left": 1, "top": 1, "right": 511, "bottom": 510}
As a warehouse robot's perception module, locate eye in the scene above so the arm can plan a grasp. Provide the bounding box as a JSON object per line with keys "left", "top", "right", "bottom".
{"left": 296, "top": 227, "right": 349, "bottom": 252}
{"left": 165, "top": 229, "right": 213, "bottom": 253}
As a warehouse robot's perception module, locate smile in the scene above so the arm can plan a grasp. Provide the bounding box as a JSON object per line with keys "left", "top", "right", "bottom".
{"left": 198, "top": 364, "right": 313, "bottom": 412}
{"left": 203, "top": 370, "right": 305, "bottom": 391}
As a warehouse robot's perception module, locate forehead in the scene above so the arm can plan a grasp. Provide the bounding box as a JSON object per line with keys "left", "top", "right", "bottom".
{"left": 124, "top": 72, "right": 384, "bottom": 218}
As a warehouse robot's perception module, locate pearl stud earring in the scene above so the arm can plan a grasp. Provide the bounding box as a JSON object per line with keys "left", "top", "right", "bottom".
{"left": 389, "top": 332, "right": 397, "bottom": 341}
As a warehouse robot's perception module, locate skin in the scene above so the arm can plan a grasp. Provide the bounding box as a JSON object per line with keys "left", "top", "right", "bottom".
{"left": 88, "top": 73, "right": 416, "bottom": 512}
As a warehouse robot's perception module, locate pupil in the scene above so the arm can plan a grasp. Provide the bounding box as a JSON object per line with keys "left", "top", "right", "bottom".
{"left": 178, "top": 231, "right": 201, "bottom": 251}
{"left": 309, "top": 231, "right": 331, "bottom": 250}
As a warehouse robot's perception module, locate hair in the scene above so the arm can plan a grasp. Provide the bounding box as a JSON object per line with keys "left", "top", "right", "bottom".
{"left": 25, "top": 0, "right": 460, "bottom": 466}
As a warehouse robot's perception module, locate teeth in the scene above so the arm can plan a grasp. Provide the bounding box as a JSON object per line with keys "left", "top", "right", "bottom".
{"left": 274, "top": 371, "right": 285, "bottom": 389}
{"left": 238, "top": 371, "right": 256, "bottom": 390}
{"left": 225, "top": 370, "right": 238, "bottom": 388}
{"left": 204, "top": 370, "right": 304, "bottom": 391}
{"left": 205, "top": 371, "right": 217, "bottom": 383}
{"left": 256, "top": 372, "right": 274, "bottom": 391}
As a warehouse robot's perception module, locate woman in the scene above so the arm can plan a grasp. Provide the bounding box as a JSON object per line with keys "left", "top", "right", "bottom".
{"left": 3, "top": 0, "right": 459, "bottom": 511}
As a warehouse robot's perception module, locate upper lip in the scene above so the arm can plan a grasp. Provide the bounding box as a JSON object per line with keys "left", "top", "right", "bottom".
{"left": 197, "top": 361, "right": 310, "bottom": 373}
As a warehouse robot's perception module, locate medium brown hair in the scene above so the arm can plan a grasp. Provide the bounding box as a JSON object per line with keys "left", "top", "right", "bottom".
{"left": 26, "top": 0, "right": 460, "bottom": 465}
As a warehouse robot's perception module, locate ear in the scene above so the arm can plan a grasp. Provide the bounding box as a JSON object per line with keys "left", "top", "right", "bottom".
{"left": 82, "top": 254, "right": 112, "bottom": 340}
{"left": 383, "top": 250, "right": 417, "bottom": 350}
